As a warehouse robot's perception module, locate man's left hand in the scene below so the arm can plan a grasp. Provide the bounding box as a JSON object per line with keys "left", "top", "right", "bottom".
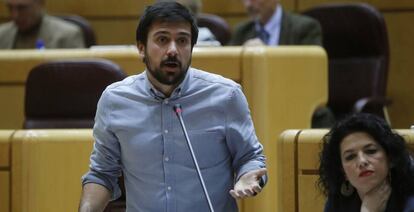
{"left": 229, "top": 168, "right": 267, "bottom": 199}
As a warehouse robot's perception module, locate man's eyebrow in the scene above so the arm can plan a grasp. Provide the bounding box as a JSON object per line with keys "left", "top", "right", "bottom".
{"left": 153, "top": 30, "right": 170, "bottom": 36}
{"left": 152, "top": 30, "right": 191, "bottom": 39}
{"left": 177, "top": 31, "right": 191, "bottom": 37}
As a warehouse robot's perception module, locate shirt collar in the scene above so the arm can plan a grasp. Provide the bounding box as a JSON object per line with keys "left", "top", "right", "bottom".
{"left": 255, "top": 5, "right": 283, "bottom": 45}
{"left": 144, "top": 67, "right": 192, "bottom": 100}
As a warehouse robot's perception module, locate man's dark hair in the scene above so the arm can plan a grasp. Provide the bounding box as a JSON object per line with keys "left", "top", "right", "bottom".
{"left": 136, "top": 2, "right": 199, "bottom": 48}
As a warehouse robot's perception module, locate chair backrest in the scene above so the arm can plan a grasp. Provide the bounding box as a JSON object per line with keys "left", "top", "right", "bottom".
{"left": 303, "top": 3, "right": 389, "bottom": 119}
{"left": 24, "top": 59, "right": 127, "bottom": 129}
{"left": 59, "top": 15, "right": 97, "bottom": 47}
{"left": 197, "top": 13, "right": 231, "bottom": 45}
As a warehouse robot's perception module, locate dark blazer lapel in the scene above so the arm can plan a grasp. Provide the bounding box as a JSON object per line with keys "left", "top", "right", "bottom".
{"left": 279, "top": 11, "right": 291, "bottom": 45}
{"left": 245, "top": 21, "right": 259, "bottom": 41}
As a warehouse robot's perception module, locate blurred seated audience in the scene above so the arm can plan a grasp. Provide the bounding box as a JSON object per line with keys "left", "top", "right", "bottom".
{"left": 158, "top": 0, "right": 221, "bottom": 46}
{"left": 319, "top": 113, "right": 414, "bottom": 212}
{"left": 230, "top": 0, "right": 321, "bottom": 46}
{"left": 0, "top": 0, "right": 86, "bottom": 49}
{"left": 230, "top": 0, "right": 332, "bottom": 128}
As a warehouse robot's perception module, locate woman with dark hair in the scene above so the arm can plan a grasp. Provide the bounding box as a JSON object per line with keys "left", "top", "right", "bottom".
{"left": 319, "top": 113, "right": 414, "bottom": 212}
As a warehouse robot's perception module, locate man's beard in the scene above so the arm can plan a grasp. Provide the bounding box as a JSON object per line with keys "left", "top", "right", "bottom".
{"left": 144, "top": 53, "right": 191, "bottom": 86}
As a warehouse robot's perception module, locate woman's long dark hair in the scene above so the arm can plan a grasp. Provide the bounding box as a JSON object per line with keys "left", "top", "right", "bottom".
{"left": 318, "top": 113, "right": 414, "bottom": 210}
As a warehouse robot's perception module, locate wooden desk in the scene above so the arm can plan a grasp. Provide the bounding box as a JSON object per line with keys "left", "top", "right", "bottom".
{"left": 11, "top": 129, "right": 93, "bottom": 212}
{"left": 0, "top": 130, "right": 13, "bottom": 212}
{"left": 241, "top": 46, "right": 327, "bottom": 212}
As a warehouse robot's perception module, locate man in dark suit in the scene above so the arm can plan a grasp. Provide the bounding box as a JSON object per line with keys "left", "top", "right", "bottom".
{"left": 229, "top": 0, "right": 322, "bottom": 46}
{"left": 230, "top": 0, "right": 335, "bottom": 128}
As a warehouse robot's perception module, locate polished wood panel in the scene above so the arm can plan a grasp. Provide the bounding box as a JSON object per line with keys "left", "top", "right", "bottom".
{"left": 298, "top": 129, "right": 326, "bottom": 170}
{"left": 0, "top": 130, "right": 12, "bottom": 212}
{"left": 11, "top": 129, "right": 94, "bottom": 212}
{"left": 0, "top": 130, "right": 13, "bottom": 167}
{"left": 370, "top": 0, "right": 414, "bottom": 10}
{"left": 0, "top": 171, "right": 10, "bottom": 212}
{"left": 90, "top": 19, "right": 137, "bottom": 45}
{"left": 242, "top": 46, "right": 328, "bottom": 212}
{"left": 298, "top": 175, "right": 325, "bottom": 212}
{"left": 297, "top": 0, "right": 414, "bottom": 11}
{"left": 384, "top": 12, "right": 414, "bottom": 128}
{"left": 0, "top": 0, "right": 245, "bottom": 18}
{"left": 278, "top": 130, "right": 299, "bottom": 212}
{"left": 0, "top": 87, "right": 24, "bottom": 129}
{"left": 0, "top": 1, "right": 153, "bottom": 18}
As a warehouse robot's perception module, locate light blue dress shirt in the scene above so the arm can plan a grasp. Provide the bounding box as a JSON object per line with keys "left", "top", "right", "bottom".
{"left": 82, "top": 68, "right": 266, "bottom": 212}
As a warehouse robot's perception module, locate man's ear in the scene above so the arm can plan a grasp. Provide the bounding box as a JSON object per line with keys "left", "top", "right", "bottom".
{"left": 137, "top": 42, "right": 145, "bottom": 55}
{"left": 137, "top": 42, "right": 145, "bottom": 61}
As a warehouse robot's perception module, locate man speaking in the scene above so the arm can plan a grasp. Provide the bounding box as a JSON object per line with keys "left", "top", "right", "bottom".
{"left": 79, "top": 2, "right": 267, "bottom": 211}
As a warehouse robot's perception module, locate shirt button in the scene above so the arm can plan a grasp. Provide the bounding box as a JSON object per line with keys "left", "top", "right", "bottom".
{"left": 164, "top": 129, "right": 169, "bottom": 134}
{"left": 167, "top": 186, "right": 172, "bottom": 191}
{"left": 164, "top": 157, "right": 169, "bottom": 162}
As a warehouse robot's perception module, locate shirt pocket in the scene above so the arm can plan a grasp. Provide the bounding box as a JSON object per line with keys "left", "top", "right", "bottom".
{"left": 176, "top": 130, "right": 230, "bottom": 170}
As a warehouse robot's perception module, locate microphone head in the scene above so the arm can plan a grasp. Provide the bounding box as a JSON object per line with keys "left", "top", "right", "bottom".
{"left": 174, "top": 104, "right": 182, "bottom": 114}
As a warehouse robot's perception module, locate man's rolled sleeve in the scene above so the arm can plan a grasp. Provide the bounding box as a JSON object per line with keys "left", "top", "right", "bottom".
{"left": 81, "top": 89, "right": 122, "bottom": 200}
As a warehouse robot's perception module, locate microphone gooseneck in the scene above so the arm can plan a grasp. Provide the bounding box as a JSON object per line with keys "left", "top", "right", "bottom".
{"left": 173, "top": 104, "right": 215, "bottom": 212}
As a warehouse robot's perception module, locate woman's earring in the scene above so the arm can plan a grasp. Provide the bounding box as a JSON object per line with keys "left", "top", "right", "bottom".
{"left": 340, "top": 180, "right": 354, "bottom": 197}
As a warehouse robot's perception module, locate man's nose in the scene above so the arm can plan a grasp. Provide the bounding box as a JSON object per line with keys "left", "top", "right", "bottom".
{"left": 166, "top": 41, "right": 178, "bottom": 57}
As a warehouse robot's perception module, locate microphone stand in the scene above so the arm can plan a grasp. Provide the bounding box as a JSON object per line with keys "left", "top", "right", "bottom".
{"left": 173, "top": 104, "right": 215, "bottom": 212}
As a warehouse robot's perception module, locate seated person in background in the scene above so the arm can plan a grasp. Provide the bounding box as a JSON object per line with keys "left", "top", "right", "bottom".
{"left": 158, "top": 0, "right": 220, "bottom": 45}
{"left": 230, "top": 0, "right": 321, "bottom": 46}
{"left": 319, "top": 113, "right": 414, "bottom": 212}
{"left": 0, "top": 0, "right": 85, "bottom": 49}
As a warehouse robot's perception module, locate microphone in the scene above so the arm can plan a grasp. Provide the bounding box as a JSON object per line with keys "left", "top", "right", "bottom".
{"left": 173, "top": 104, "right": 215, "bottom": 212}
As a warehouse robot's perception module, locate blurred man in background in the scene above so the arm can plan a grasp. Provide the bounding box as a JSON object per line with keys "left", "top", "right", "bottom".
{"left": 230, "top": 0, "right": 321, "bottom": 46}
{"left": 0, "top": 0, "right": 85, "bottom": 49}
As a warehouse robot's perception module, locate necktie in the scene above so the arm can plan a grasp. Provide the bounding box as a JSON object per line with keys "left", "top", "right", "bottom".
{"left": 258, "top": 27, "right": 270, "bottom": 45}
